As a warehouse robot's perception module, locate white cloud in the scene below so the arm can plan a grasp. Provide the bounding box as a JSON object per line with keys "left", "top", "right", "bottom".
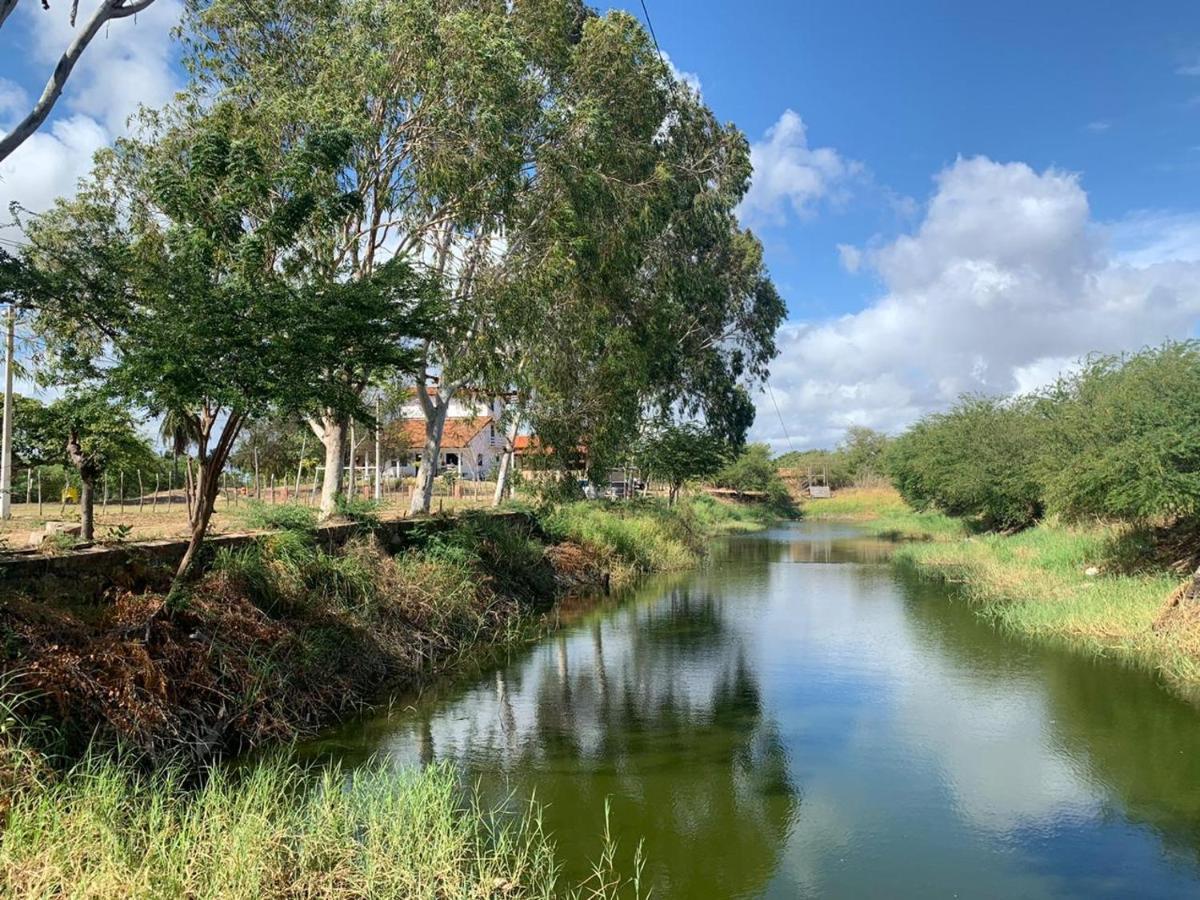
{"left": 1085, "top": 119, "right": 1111, "bottom": 133}
{"left": 0, "top": 114, "right": 109, "bottom": 217}
{"left": 1177, "top": 57, "right": 1200, "bottom": 76}
{"left": 660, "top": 51, "right": 702, "bottom": 97}
{"left": 0, "top": 0, "right": 183, "bottom": 218}
{"left": 836, "top": 243, "right": 862, "bottom": 273}
{"left": 753, "top": 156, "right": 1200, "bottom": 450}
{"left": 737, "top": 110, "right": 861, "bottom": 227}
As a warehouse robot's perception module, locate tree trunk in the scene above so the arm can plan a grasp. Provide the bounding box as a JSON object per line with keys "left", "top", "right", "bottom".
{"left": 410, "top": 402, "right": 448, "bottom": 515}
{"left": 492, "top": 413, "right": 520, "bottom": 507}
{"left": 309, "top": 414, "right": 347, "bottom": 520}
{"left": 174, "top": 414, "right": 244, "bottom": 584}
{"left": 175, "top": 461, "right": 222, "bottom": 582}
{"left": 79, "top": 476, "right": 95, "bottom": 541}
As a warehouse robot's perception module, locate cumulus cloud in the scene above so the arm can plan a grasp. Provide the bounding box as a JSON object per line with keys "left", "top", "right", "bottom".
{"left": 0, "top": 0, "right": 183, "bottom": 217}
{"left": 753, "top": 156, "right": 1200, "bottom": 450}
{"left": 1177, "top": 57, "right": 1200, "bottom": 76}
{"left": 737, "top": 110, "right": 861, "bottom": 227}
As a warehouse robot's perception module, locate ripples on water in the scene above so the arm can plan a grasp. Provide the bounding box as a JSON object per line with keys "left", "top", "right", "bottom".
{"left": 302, "top": 522, "right": 1200, "bottom": 899}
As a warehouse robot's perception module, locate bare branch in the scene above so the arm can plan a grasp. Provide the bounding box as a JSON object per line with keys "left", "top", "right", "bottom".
{"left": 0, "top": 0, "right": 161, "bottom": 163}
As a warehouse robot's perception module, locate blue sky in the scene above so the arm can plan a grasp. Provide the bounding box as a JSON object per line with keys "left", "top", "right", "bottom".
{"left": 4, "top": 1, "right": 1200, "bottom": 449}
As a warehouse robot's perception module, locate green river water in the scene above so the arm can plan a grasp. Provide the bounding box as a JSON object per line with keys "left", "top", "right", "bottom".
{"left": 301, "top": 521, "right": 1200, "bottom": 898}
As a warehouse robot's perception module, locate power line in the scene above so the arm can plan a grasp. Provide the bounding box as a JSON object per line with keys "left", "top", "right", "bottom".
{"left": 638, "top": 0, "right": 665, "bottom": 60}
{"left": 765, "top": 381, "right": 797, "bottom": 457}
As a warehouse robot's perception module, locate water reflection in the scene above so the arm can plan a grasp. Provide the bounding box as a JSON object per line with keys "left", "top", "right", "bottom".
{"left": 305, "top": 522, "right": 1200, "bottom": 899}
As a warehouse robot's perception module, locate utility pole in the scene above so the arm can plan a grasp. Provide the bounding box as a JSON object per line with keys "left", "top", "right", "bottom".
{"left": 0, "top": 306, "right": 15, "bottom": 520}
{"left": 374, "top": 395, "right": 382, "bottom": 501}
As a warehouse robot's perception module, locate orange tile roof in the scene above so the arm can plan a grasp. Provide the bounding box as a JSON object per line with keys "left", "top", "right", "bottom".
{"left": 389, "top": 416, "right": 492, "bottom": 449}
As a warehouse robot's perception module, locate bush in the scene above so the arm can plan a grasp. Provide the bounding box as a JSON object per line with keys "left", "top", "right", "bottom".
{"left": 1039, "top": 342, "right": 1200, "bottom": 524}
{"left": 334, "top": 495, "right": 382, "bottom": 527}
{"left": 886, "top": 395, "right": 1045, "bottom": 531}
{"left": 712, "top": 444, "right": 796, "bottom": 514}
{"left": 237, "top": 502, "right": 318, "bottom": 534}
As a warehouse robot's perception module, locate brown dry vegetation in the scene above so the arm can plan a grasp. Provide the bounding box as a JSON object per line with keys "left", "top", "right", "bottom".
{"left": 0, "top": 515, "right": 607, "bottom": 765}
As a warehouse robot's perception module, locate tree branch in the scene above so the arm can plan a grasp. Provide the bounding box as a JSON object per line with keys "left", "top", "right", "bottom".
{"left": 0, "top": 0, "right": 160, "bottom": 163}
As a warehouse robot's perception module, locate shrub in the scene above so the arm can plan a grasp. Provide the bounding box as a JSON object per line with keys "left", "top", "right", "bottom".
{"left": 334, "top": 495, "right": 382, "bottom": 527}
{"left": 712, "top": 444, "right": 796, "bottom": 514}
{"left": 886, "top": 395, "right": 1045, "bottom": 531}
{"left": 1039, "top": 342, "right": 1200, "bottom": 524}
{"left": 237, "top": 502, "right": 318, "bottom": 534}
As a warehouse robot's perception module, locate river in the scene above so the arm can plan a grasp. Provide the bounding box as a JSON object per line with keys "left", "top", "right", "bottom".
{"left": 300, "top": 521, "right": 1200, "bottom": 898}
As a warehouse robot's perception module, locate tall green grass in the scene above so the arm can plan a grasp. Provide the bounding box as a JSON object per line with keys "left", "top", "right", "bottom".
{"left": 0, "top": 755, "right": 644, "bottom": 899}
{"left": 802, "top": 486, "right": 967, "bottom": 540}
{"left": 540, "top": 496, "right": 776, "bottom": 582}
{"left": 892, "top": 524, "right": 1194, "bottom": 687}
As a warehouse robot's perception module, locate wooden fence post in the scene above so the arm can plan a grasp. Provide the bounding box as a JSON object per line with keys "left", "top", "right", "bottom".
{"left": 119, "top": 472, "right": 125, "bottom": 513}
{"left": 138, "top": 470, "right": 145, "bottom": 513}
{"left": 37, "top": 467, "right": 42, "bottom": 517}
{"left": 154, "top": 473, "right": 160, "bottom": 513}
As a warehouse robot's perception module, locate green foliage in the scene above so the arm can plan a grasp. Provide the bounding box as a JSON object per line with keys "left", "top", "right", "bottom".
{"left": 237, "top": 502, "right": 319, "bottom": 534}
{"left": 712, "top": 444, "right": 796, "bottom": 513}
{"left": 886, "top": 396, "right": 1045, "bottom": 531}
{"left": 635, "top": 422, "right": 730, "bottom": 502}
{"left": 776, "top": 427, "right": 892, "bottom": 490}
{"left": 542, "top": 501, "right": 697, "bottom": 574}
{"left": 1039, "top": 342, "right": 1200, "bottom": 524}
{"left": 230, "top": 419, "right": 317, "bottom": 482}
{"left": 334, "top": 495, "right": 382, "bottom": 527}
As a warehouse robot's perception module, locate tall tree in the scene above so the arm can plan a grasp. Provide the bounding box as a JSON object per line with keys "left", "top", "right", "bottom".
{"left": 182, "top": 0, "right": 520, "bottom": 517}
{"left": 24, "top": 107, "right": 430, "bottom": 583}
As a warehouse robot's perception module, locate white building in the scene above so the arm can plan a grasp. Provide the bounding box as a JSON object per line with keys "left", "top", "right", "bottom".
{"left": 386, "top": 388, "right": 506, "bottom": 480}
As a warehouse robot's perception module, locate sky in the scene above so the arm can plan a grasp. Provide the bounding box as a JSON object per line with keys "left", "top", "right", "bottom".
{"left": 3, "top": 0, "right": 1200, "bottom": 450}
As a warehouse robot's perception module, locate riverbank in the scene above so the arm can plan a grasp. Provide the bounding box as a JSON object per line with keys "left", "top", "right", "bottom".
{"left": 0, "top": 496, "right": 759, "bottom": 897}
{"left": 806, "top": 487, "right": 1200, "bottom": 698}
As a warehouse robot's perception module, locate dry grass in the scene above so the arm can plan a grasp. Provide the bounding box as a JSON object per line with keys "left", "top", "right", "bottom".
{"left": 0, "top": 485, "right": 501, "bottom": 548}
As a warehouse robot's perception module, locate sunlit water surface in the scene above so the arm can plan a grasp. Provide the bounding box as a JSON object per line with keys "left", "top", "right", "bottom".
{"left": 301, "top": 522, "right": 1200, "bottom": 898}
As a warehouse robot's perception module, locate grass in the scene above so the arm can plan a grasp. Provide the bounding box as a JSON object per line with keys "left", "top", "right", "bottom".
{"left": 0, "top": 754, "right": 644, "bottom": 899}
{"left": 802, "top": 486, "right": 967, "bottom": 540}
{"left": 892, "top": 525, "right": 1197, "bottom": 693}
{"left": 815, "top": 487, "right": 1200, "bottom": 698}
{"left": 540, "top": 495, "right": 774, "bottom": 582}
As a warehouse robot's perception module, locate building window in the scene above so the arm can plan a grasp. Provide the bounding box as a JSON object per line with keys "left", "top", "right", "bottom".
{"left": 490, "top": 423, "right": 495, "bottom": 443}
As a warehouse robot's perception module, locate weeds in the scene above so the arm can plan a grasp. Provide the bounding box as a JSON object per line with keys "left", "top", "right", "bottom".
{"left": 237, "top": 501, "right": 318, "bottom": 534}
{"left": 0, "top": 755, "right": 643, "bottom": 899}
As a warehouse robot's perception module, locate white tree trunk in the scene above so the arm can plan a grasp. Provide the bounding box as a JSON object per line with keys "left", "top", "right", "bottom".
{"left": 492, "top": 415, "right": 520, "bottom": 507}
{"left": 409, "top": 401, "right": 448, "bottom": 514}
{"left": 310, "top": 414, "right": 347, "bottom": 520}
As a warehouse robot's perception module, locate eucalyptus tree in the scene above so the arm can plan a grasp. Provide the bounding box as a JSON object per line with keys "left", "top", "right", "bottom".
{"left": 181, "top": 0, "right": 536, "bottom": 516}
{"left": 0, "top": 0, "right": 162, "bottom": 162}
{"left": 24, "top": 107, "right": 429, "bottom": 583}
{"left": 494, "top": 61, "right": 786, "bottom": 491}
